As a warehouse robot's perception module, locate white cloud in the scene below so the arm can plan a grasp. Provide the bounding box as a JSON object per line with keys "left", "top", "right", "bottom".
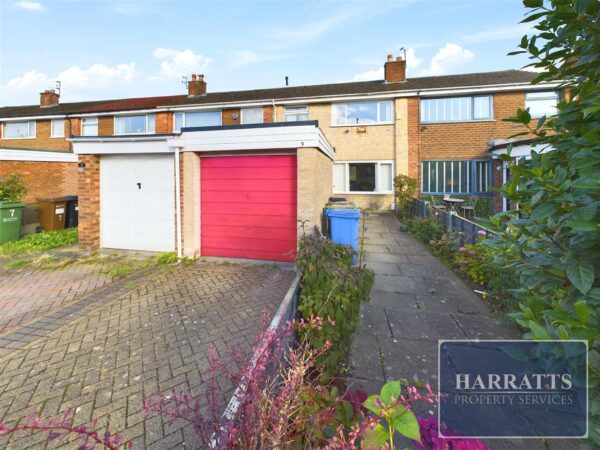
{"left": 14, "top": 1, "right": 45, "bottom": 12}
{"left": 420, "top": 43, "right": 474, "bottom": 76}
{"left": 153, "top": 48, "right": 212, "bottom": 78}
{"left": 1, "top": 63, "right": 140, "bottom": 105}
{"left": 352, "top": 67, "right": 384, "bottom": 82}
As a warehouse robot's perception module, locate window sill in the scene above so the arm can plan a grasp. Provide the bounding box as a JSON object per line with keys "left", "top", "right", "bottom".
{"left": 2, "top": 136, "right": 36, "bottom": 140}
{"left": 333, "top": 191, "right": 394, "bottom": 195}
{"left": 113, "top": 132, "right": 155, "bottom": 136}
{"left": 420, "top": 119, "right": 495, "bottom": 125}
{"left": 330, "top": 122, "right": 394, "bottom": 128}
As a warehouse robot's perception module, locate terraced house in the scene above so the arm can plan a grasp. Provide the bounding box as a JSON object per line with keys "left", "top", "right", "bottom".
{"left": 0, "top": 54, "right": 560, "bottom": 261}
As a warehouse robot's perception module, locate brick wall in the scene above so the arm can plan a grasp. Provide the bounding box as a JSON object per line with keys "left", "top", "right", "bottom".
{"left": 222, "top": 109, "right": 241, "bottom": 126}
{"left": 297, "top": 147, "right": 332, "bottom": 236}
{"left": 0, "top": 160, "right": 77, "bottom": 204}
{"left": 182, "top": 152, "right": 201, "bottom": 256}
{"left": 77, "top": 155, "right": 100, "bottom": 250}
{"left": 263, "top": 106, "right": 274, "bottom": 123}
{"left": 156, "top": 112, "right": 173, "bottom": 134}
{"left": 0, "top": 119, "right": 70, "bottom": 151}
{"left": 98, "top": 117, "right": 113, "bottom": 136}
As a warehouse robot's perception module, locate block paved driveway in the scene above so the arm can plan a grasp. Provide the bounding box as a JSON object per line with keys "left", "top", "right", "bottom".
{"left": 0, "top": 262, "right": 294, "bottom": 449}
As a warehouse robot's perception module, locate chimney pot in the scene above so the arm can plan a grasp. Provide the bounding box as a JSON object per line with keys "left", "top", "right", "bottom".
{"left": 396, "top": 56, "right": 404, "bottom": 62}
{"left": 387, "top": 54, "right": 394, "bottom": 62}
{"left": 191, "top": 74, "right": 197, "bottom": 80}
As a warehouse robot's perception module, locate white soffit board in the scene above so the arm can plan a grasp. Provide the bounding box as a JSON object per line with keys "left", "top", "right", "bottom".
{"left": 72, "top": 139, "right": 172, "bottom": 155}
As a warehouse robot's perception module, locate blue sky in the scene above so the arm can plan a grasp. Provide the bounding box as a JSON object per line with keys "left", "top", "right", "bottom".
{"left": 0, "top": 0, "right": 534, "bottom": 106}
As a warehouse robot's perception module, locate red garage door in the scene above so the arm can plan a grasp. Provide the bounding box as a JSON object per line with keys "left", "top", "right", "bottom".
{"left": 200, "top": 155, "right": 297, "bottom": 262}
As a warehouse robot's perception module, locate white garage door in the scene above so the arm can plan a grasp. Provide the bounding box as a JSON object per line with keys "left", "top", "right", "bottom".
{"left": 100, "top": 154, "right": 175, "bottom": 252}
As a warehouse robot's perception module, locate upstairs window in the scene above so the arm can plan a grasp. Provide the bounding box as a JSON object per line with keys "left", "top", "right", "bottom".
{"left": 421, "top": 160, "right": 491, "bottom": 194}
{"left": 526, "top": 91, "right": 558, "bottom": 118}
{"left": 420, "top": 96, "right": 493, "bottom": 123}
{"left": 3, "top": 121, "right": 36, "bottom": 139}
{"left": 332, "top": 101, "right": 393, "bottom": 126}
{"left": 115, "top": 114, "right": 156, "bottom": 135}
{"left": 241, "top": 107, "right": 264, "bottom": 124}
{"left": 51, "top": 119, "right": 64, "bottom": 138}
{"left": 81, "top": 117, "right": 98, "bottom": 136}
{"left": 174, "top": 111, "right": 221, "bottom": 132}
{"left": 284, "top": 106, "right": 308, "bottom": 122}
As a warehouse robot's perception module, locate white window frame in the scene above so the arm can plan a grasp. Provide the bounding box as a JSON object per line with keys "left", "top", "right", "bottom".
{"left": 173, "top": 110, "right": 222, "bottom": 132}
{"left": 332, "top": 161, "right": 395, "bottom": 194}
{"left": 50, "top": 119, "right": 64, "bottom": 138}
{"left": 420, "top": 96, "right": 494, "bottom": 124}
{"left": 420, "top": 159, "right": 491, "bottom": 194}
{"left": 331, "top": 101, "right": 394, "bottom": 127}
{"left": 241, "top": 107, "right": 264, "bottom": 125}
{"left": 284, "top": 105, "right": 309, "bottom": 122}
{"left": 525, "top": 91, "right": 559, "bottom": 118}
{"left": 2, "top": 121, "right": 36, "bottom": 139}
{"left": 114, "top": 114, "right": 156, "bottom": 135}
{"left": 81, "top": 117, "right": 99, "bottom": 136}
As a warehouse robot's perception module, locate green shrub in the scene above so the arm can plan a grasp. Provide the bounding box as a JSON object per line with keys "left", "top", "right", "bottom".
{"left": 295, "top": 235, "right": 374, "bottom": 377}
{"left": 407, "top": 217, "right": 445, "bottom": 244}
{"left": 0, "top": 229, "right": 78, "bottom": 256}
{"left": 0, "top": 174, "right": 27, "bottom": 202}
{"left": 394, "top": 174, "right": 417, "bottom": 219}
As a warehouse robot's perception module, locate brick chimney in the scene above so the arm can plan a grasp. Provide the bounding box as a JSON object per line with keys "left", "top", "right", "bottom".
{"left": 40, "top": 89, "right": 60, "bottom": 107}
{"left": 187, "top": 74, "right": 207, "bottom": 96}
{"left": 384, "top": 54, "right": 406, "bottom": 83}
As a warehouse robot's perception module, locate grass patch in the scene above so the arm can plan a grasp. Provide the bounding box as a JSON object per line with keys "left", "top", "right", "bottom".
{"left": 0, "top": 229, "right": 78, "bottom": 256}
{"left": 4, "top": 258, "right": 32, "bottom": 269}
{"left": 105, "top": 266, "right": 134, "bottom": 278}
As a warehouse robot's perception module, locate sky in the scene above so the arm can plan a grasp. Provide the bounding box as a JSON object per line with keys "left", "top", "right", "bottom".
{"left": 0, "top": 0, "right": 536, "bottom": 107}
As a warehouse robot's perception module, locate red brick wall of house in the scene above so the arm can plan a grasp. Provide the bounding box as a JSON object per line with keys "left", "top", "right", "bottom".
{"left": 263, "top": 106, "right": 274, "bottom": 123}
{"left": 418, "top": 92, "right": 527, "bottom": 161}
{"left": 156, "top": 112, "right": 173, "bottom": 134}
{"left": 0, "top": 160, "right": 78, "bottom": 204}
{"left": 407, "top": 98, "right": 420, "bottom": 179}
{"left": 77, "top": 155, "right": 100, "bottom": 250}
{"left": 98, "top": 117, "right": 113, "bottom": 136}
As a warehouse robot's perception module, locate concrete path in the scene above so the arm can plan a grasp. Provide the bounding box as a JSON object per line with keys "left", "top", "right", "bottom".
{"left": 348, "top": 214, "right": 570, "bottom": 450}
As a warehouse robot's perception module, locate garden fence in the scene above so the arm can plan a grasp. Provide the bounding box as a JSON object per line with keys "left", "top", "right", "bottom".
{"left": 409, "top": 198, "right": 496, "bottom": 245}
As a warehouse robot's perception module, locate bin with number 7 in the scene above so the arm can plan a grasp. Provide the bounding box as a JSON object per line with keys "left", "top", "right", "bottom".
{"left": 0, "top": 201, "right": 25, "bottom": 243}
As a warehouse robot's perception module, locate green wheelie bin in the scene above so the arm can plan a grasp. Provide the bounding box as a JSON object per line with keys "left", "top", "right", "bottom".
{"left": 0, "top": 201, "right": 25, "bottom": 243}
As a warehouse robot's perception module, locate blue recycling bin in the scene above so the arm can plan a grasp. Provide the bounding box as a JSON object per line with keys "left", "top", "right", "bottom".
{"left": 325, "top": 208, "right": 362, "bottom": 260}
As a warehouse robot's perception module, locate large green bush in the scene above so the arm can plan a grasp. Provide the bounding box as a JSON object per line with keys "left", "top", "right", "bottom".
{"left": 487, "top": 0, "right": 600, "bottom": 446}
{"left": 0, "top": 174, "right": 27, "bottom": 202}
{"left": 407, "top": 217, "right": 445, "bottom": 244}
{"left": 394, "top": 174, "right": 417, "bottom": 219}
{"left": 295, "top": 235, "right": 374, "bottom": 377}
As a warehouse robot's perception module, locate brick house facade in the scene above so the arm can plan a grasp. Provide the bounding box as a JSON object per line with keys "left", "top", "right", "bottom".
{"left": 0, "top": 57, "right": 560, "bottom": 254}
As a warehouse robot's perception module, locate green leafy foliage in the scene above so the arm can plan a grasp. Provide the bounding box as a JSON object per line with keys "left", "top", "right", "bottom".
{"left": 0, "top": 174, "right": 27, "bottom": 202}
{"left": 0, "top": 229, "right": 78, "bottom": 256}
{"left": 394, "top": 174, "right": 418, "bottom": 218}
{"left": 295, "top": 234, "right": 374, "bottom": 378}
{"left": 363, "top": 381, "right": 421, "bottom": 448}
{"left": 489, "top": 1, "right": 600, "bottom": 445}
{"left": 407, "top": 217, "right": 445, "bottom": 244}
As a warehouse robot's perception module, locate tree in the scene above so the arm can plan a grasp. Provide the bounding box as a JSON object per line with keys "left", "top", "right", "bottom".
{"left": 489, "top": 1, "right": 600, "bottom": 446}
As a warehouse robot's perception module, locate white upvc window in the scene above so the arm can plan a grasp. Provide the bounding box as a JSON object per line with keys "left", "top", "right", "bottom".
{"left": 284, "top": 105, "right": 308, "bottom": 122}
{"left": 173, "top": 110, "right": 221, "bottom": 132}
{"left": 81, "top": 117, "right": 98, "bottom": 136}
{"left": 3, "top": 121, "right": 36, "bottom": 139}
{"left": 420, "top": 160, "right": 491, "bottom": 194}
{"left": 51, "top": 119, "right": 64, "bottom": 138}
{"left": 526, "top": 91, "right": 558, "bottom": 118}
{"left": 241, "top": 107, "right": 264, "bottom": 124}
{"left": 333, "top": 161, "right": 394, "bottom": 194}
{"left": 331, "top": 101, "right": 393, "bottom": 126}
{"left": 420, "top": 96, "right": 493, "bottom": 123}
{"left": 114, "top": 114, "right": 156, "bottom": 135}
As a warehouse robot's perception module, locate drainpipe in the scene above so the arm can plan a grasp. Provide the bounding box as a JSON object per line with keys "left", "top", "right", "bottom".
{"left": 175, "top": 146, "right": 183, "bottom": 258}
{"left": 272, "top": 99, "right": 276, "bottom": 122}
